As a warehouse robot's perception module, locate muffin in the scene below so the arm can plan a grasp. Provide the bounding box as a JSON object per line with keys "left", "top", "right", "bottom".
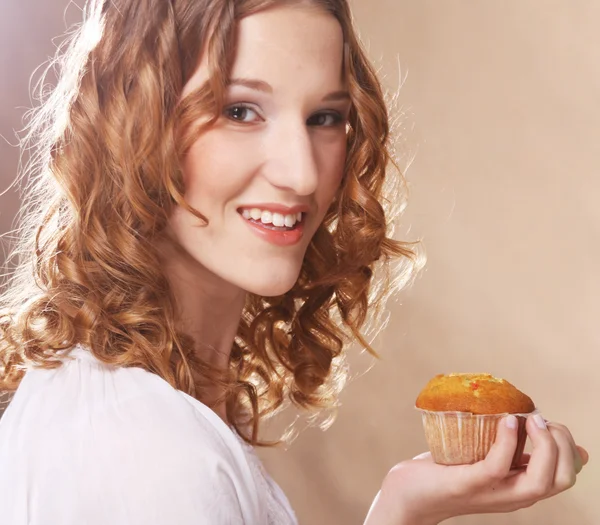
{"left": 415, "top": 373, "right": 535, "bottom": 466}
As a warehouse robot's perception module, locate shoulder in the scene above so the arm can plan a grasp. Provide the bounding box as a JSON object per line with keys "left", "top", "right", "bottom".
{"left": 0, "top": 346, "right": 264, "bottom": 525}
{"left": 2, "top": 345, "right": 232, "bottom": 455}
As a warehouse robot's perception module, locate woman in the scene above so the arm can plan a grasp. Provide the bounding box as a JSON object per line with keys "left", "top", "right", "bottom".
{"left": 0, "top": 0, "right": 587, "bottom": 524}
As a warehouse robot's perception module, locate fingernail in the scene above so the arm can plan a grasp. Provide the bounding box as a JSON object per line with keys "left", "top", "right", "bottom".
{"left": 533, "top": 414, "right": 547, "bottom": 429}
{"left": 505, "top": 415, "right": 518, "bottom": 429}
{"left": 412, "top": 452, "right": 431, "bottom": 460}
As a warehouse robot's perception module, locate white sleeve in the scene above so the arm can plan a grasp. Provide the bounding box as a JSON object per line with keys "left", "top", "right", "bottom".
{"left": 0, "top": 355, "right": 263, "bottom": 525}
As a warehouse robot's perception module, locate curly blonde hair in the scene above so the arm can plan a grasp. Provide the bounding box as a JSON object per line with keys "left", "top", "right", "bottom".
{"left": 0, "top": 0, "right": 420, "bottom": 446}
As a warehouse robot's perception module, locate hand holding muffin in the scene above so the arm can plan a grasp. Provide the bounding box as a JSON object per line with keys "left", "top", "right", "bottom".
{"left": 363, "top": 373, "right": 589, "bottom": 525}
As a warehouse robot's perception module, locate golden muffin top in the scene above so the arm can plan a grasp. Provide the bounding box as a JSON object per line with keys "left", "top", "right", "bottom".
{"left": 415, "top": 373, "right": 535, "bottom": 414}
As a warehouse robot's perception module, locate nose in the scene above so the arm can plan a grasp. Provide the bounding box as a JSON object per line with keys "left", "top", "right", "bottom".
{"left": 263, "top": 120, "right": 319, "bottom": 196}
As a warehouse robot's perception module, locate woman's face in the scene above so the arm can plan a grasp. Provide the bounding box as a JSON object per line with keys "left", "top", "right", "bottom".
{"left": 168, "top": 4, "right": 349, "bottom": 297}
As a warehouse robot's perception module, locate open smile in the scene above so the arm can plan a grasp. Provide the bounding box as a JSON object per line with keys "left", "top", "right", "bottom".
{"left": 237, "top": 206, "right": 307, "bottom": 246}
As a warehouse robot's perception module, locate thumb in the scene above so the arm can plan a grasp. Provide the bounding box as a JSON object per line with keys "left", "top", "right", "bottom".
{"left": 470, "top": 414, "right": 519, "bottom": 484}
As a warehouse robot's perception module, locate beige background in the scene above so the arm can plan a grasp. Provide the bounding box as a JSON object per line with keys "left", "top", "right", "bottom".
{"left": 1, "top": 1, "right": 597, "bottom": 524}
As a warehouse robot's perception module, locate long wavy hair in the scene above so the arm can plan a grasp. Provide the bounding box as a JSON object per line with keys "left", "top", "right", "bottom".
{"left": 0, "top": 0, "right": 421, "bottom": 446}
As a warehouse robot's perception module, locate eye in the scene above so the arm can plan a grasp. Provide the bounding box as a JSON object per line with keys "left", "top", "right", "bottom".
{"left": 307, "top": 111, "right": 345, "bottom": 127}
{"left": 223, "top": 104, "right": 262, "bottom": 123}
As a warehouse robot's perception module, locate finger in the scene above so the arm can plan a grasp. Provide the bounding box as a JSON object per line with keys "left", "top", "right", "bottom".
{"left": 470, "top": 415, "right": 519, "bottom": 488}
{"left": 547, "top": 425, "right": 577, "bottom": 495}
{"left": 513, "top": 414, "right": 558, "bottom": 501}
{"left": 547, "top": 422, "right": 588, "bottom": 473}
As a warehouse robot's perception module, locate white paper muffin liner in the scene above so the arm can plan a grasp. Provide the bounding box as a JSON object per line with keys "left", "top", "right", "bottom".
{"left": 416, "top": 408, "right": 537, "bottom": 466}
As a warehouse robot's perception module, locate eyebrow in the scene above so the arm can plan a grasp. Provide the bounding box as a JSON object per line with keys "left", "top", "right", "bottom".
{"left": 227, "top": 77, "right": 351, "bottom": 102}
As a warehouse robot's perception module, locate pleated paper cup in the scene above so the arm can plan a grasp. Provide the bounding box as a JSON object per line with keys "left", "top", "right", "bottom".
{"left": 417, "top": 408, "right": 535, "bottom": 467}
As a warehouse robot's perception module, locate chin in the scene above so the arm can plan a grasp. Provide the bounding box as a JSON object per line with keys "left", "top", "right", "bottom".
{"left": 241, "top": 268, "right": 301, "bottom": 297}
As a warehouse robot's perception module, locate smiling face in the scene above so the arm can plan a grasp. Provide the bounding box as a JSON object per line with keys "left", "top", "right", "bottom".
{"left": 167, "top": 4, "right": 349, "bottom": 297}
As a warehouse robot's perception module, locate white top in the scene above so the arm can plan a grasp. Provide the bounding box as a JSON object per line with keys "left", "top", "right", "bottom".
{"left": 0, "top": 345, "right": 298, "bottom": 525}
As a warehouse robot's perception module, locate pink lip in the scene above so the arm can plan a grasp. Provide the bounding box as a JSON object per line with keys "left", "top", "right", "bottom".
{"left": 239, "top": 211, "right": 305, "bottom": 247}
{"left": 237, "top": 203, "right": 310, "bottom": 215}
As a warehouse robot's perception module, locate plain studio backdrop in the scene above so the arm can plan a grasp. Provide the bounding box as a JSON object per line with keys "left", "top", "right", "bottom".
{"left": 0, "top": 1, "right": 597, "bottom": 524}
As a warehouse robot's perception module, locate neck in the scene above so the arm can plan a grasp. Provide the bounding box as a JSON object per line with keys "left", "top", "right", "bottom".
{"left": 158, "top": 235, "right": 246, "bottom": 424}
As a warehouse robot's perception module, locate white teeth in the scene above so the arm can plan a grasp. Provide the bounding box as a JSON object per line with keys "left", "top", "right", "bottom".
{"left": 240, "top": 208, "right": 304, "bottom": 228}
{"left": 261, "top": 210, "right": 273, "bottom": 224}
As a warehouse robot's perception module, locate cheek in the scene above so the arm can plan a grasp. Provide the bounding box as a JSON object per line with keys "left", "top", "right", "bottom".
{"left": 180, "top": 131, "right": 254, "bottom": 205}
{"left": 181, "top": 139, "right": 222, "bottom": 196}
{"left": 317, "top": 137, "right": 347, "bottom": 198}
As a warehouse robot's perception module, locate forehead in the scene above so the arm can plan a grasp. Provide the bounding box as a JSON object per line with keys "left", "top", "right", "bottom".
{"left": 232, "top": 6, "right": 345, "bottom": 89}
{"left": 181, "top": 5, "right": 346, "bottom": 99}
